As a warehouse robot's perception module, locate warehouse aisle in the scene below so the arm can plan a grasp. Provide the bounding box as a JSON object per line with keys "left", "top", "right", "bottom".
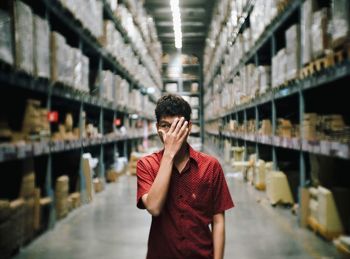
{"left": 15, "top": 162, "right": 341, "bottom": 259}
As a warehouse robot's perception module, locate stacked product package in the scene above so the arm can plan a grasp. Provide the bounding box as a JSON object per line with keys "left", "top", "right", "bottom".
{"left": 14, "top": 0, "right": 33, "bottom": 73}
{"left": 272, "top": 49, "right": 287, "bottom": 88}
{"left": 101, "top": 70, "right": 114, "bottom": 102}
{"left": 301, "top": 0, "right": 318, "bottom": 65}
{"left": 331, "top": 0, "right": 350, "bottom": 48}
{"left": 33, "top": 15, "right": 50, "bottom": 78}
{"left": 285, "top": 24, "right": 300, "bottom": 81}
{"left": 51, "top": 32, "right": 90, "bottom": 92}
{"left": 0, "top": 9, "right": 13, "bottom": 65}
{"left": 114, "top": 75, "right": 130, "bottom": 108}
{"left": 60, "top": 0, "right": 103, "bottom": 38}
{"left": 55, "top": 176, "right": 69, "bottom": 219}
{"left": 311, "top": 8, "right": 330, "bottom": 59}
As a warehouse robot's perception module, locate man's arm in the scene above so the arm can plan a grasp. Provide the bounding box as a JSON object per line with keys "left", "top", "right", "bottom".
{"left": 213, "top": 212, "right": 225, "bottom": 259}
{"left": 142, "top": 117, "right": 188, "bottom": 216}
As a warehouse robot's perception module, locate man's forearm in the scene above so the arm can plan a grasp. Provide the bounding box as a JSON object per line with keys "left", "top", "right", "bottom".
{"left": 213, "top": 213, "right": 225, "bottom": 259}
{"left": 142, "top": 152, "right": 174, "bottom": 216}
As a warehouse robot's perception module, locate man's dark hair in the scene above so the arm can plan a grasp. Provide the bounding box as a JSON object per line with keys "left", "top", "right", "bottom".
{"left": 155, "top": 94, "right": 192, "bottom": 123}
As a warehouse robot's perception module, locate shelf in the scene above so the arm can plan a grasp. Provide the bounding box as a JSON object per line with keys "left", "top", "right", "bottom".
{"left": 102, "top": 1, "right": 160, "bottom": 88}
{"left": 205, "top": 0, "right": 256, "bottom": 88}
{"left": 41, "top": 0, "right": 158, "bottom": 101}
{"left": 178, "top": 92, "right": 200, "bottom": 97}
{"left": 206, "top": 131, "right": 350, "bottom": 160}
{"left": 205, "top": 61, "right": 350, "bottom": 122}
{"left": 0, "top": 65, "right": 155, "bottom": 120}
{"left": 0, "top": 133, "right": 147, "bottom": 163}
{"left": 163, "top": 78, "right": 199, "bottom": 83}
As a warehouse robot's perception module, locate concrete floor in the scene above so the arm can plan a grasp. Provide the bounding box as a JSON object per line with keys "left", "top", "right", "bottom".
{"left": 14, "top": 155, "right": 344, "bottom": 259}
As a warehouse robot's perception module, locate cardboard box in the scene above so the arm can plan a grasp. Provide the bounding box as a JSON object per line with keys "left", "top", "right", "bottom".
{"left": 0, "top": 9, "right": 14, "bottom": 65}
{"left": 14, "top": 0, "right": 33, "bottom": 73}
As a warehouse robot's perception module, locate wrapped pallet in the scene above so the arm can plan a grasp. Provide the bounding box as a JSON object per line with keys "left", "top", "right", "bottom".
{"left": 14, "top": 0, "right": 33, "bottom": 73}
{"left": 285, "top": 24, "right": 300, "bottom": 81}
{"left": 33, "top": 15, "right": 50, "bottom": 78}
{"left": 258, "top": 66, "right": 271, "bottom": 95}
{"left": 301, "top": 0, "right": 318, "bottom": 65}
{"left": 331, "top": 0, "right": 350, "bottom": 48}
{"left": 311, "top": 8, "right": 330, "bottom": 59}
{"left": 0, "top": 9, "right": 14, "bottom": 65}
{"left": 81, "top": 55, "right": 90, "bottom": 93}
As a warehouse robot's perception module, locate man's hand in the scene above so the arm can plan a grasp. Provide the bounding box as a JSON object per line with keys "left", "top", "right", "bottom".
{"left": 159, "top": 117, "right": 188, "bottom": 159}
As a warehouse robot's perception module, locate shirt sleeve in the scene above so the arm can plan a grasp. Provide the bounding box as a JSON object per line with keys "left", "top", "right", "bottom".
{"left": 136, "top": 158, "right": 154, "bottom": 209}
{"left": 212, "top": 160, "right": 234, "bottom": 215}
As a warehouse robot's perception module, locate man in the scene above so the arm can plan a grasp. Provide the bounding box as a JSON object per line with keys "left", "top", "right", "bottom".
{"left": 137, "top": 94, "right": 234, "bottom": 259}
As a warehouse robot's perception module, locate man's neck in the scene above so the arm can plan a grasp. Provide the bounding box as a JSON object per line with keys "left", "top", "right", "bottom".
{"left": 174, "top": 142, "right": 189, "bottom": 164}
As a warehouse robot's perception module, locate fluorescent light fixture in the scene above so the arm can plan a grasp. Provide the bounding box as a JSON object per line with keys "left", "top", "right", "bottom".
{"left": 170, "top": 0, "right": 182, "bottom": 49}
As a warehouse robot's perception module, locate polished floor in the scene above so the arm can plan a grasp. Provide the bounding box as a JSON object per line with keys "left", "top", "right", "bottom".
{"left": 15, "top": 154, "right": 343, "bottom": 259}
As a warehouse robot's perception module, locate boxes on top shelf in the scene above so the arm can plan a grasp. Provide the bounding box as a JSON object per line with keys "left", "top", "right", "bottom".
{"left": 301, "top": 0, "right": 318, "bottom": 65}
{"left": 311, "top": 8, "right": 331, "bottom": 59}
{"left": 0, "top": 9, "right": 13, "bottom": 65}
{"left": 33, "top": 15, "right": 50, "bottom": 79}
{"left": 14, "top": 0, "right": 33, "bottom": 74}
{"left": 285, "top": 24, "right": 300, "bottom": 81}
{"left": 331, "top": 0, "right": 350, "bottom": 48}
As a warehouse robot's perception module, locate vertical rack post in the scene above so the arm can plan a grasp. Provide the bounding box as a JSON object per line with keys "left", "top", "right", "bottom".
{"left": 98, "top": 56, "right": 105, "bottom": 180}
{"left": 45, "top": 8, "right": 55, "bottom": 228}
{"left": 271, "top": 33, "right": 277, "bottom": 170}
{"left": 254, "top": 53, "right": 260, "bottom": 159}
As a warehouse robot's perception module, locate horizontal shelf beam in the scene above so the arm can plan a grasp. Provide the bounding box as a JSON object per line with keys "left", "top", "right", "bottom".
{"left": 205, "top": 131, "right": 350, "bottom": 160}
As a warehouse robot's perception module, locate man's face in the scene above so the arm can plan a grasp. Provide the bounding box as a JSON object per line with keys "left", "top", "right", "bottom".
{"left": 156, "top": 116, "right": 192, "bottom": 143}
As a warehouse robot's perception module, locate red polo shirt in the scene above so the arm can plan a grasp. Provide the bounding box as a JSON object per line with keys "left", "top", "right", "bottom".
{"left": 137, "top": 144, "right": 234, "bottom": 259}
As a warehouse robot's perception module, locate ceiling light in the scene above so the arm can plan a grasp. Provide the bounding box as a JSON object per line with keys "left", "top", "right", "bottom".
{"left": 170, "top": 0, "right": 182, "bottom": 49}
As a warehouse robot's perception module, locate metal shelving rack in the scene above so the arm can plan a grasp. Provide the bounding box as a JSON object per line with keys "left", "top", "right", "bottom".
{"left": 0, "top": 0, "right": 159, "bottom": 233}
{"left": 204, "top": 0, "right": 350, "bottom": 216}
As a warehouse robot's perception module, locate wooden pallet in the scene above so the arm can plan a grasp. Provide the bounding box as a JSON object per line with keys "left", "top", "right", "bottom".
{"left": 307, "top": 216, "right": 342, "bottom": 241}
{"left": 313, "top": 52, "right": 335, "bottom": 72}
{"left": 299, "top": 63, "right": 315, "bottom": 79}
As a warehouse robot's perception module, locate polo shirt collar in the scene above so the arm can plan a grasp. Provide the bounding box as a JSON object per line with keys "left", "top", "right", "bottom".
{"left": 158, "top": 143, "right": 199, "bottom": 165}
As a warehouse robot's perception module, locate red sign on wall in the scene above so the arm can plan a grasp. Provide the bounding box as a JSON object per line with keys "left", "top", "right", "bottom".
{"left": 48, "top": 111, "right": 59, "bottom": 122}
{"left": 114, "top": 118, "right": 121, "bottom": 126}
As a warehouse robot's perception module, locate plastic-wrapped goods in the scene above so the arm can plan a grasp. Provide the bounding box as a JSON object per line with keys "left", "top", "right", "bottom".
{"left": 101, "top": 70, "right": 114, "bottom": 102}
{"left": 63, "top": 46, "right": 74, "bottom": 86}
{"left": 331, "top": 0, "right": 350, "bottom": 48}
{"left": 246, "top": 64, "right": 256, "bottom": 99}
{"left": 81, "top": 56, "right": 89, "bottom": 92}
{"left": 243, "top": 28, "right": 252, "bottom": 55}
{"left": 285, "top": 24, "right": 300, "bottom": 81}
{"left": 14, "top": 0, "right": 33, "bottom": 73}
{"left": 272, "top": 49, "right": 287, "bottom": 88}
{"left": 301, "top": 0, "right": 318, "bottom": 65}
{"left": 73, "top": 51, "right": 82, "bottom": 90}
{"left": 311, "top": 8, "right": 330, "bottom": 59}
{"left": 258, "top": 66, "right": 271, "bottom": 95}
{"left": 33, "top": 15, "right": 50, "bottom": 78}
{"left": 51, "top": 32, "right": 67, "bottom": 83}
{"left": 0, "top": 9, "right": 13, "bottom": 65}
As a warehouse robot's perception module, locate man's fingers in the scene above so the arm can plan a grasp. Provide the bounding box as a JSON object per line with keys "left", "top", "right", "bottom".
{"left": 173, "top": 117, "right": 184, "bottom": 134}
{"left": 177, "top": 120, "right": 188, "bottom": 139}
{"left": 168, "top": 118, "right": 179, "bottom": 133}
